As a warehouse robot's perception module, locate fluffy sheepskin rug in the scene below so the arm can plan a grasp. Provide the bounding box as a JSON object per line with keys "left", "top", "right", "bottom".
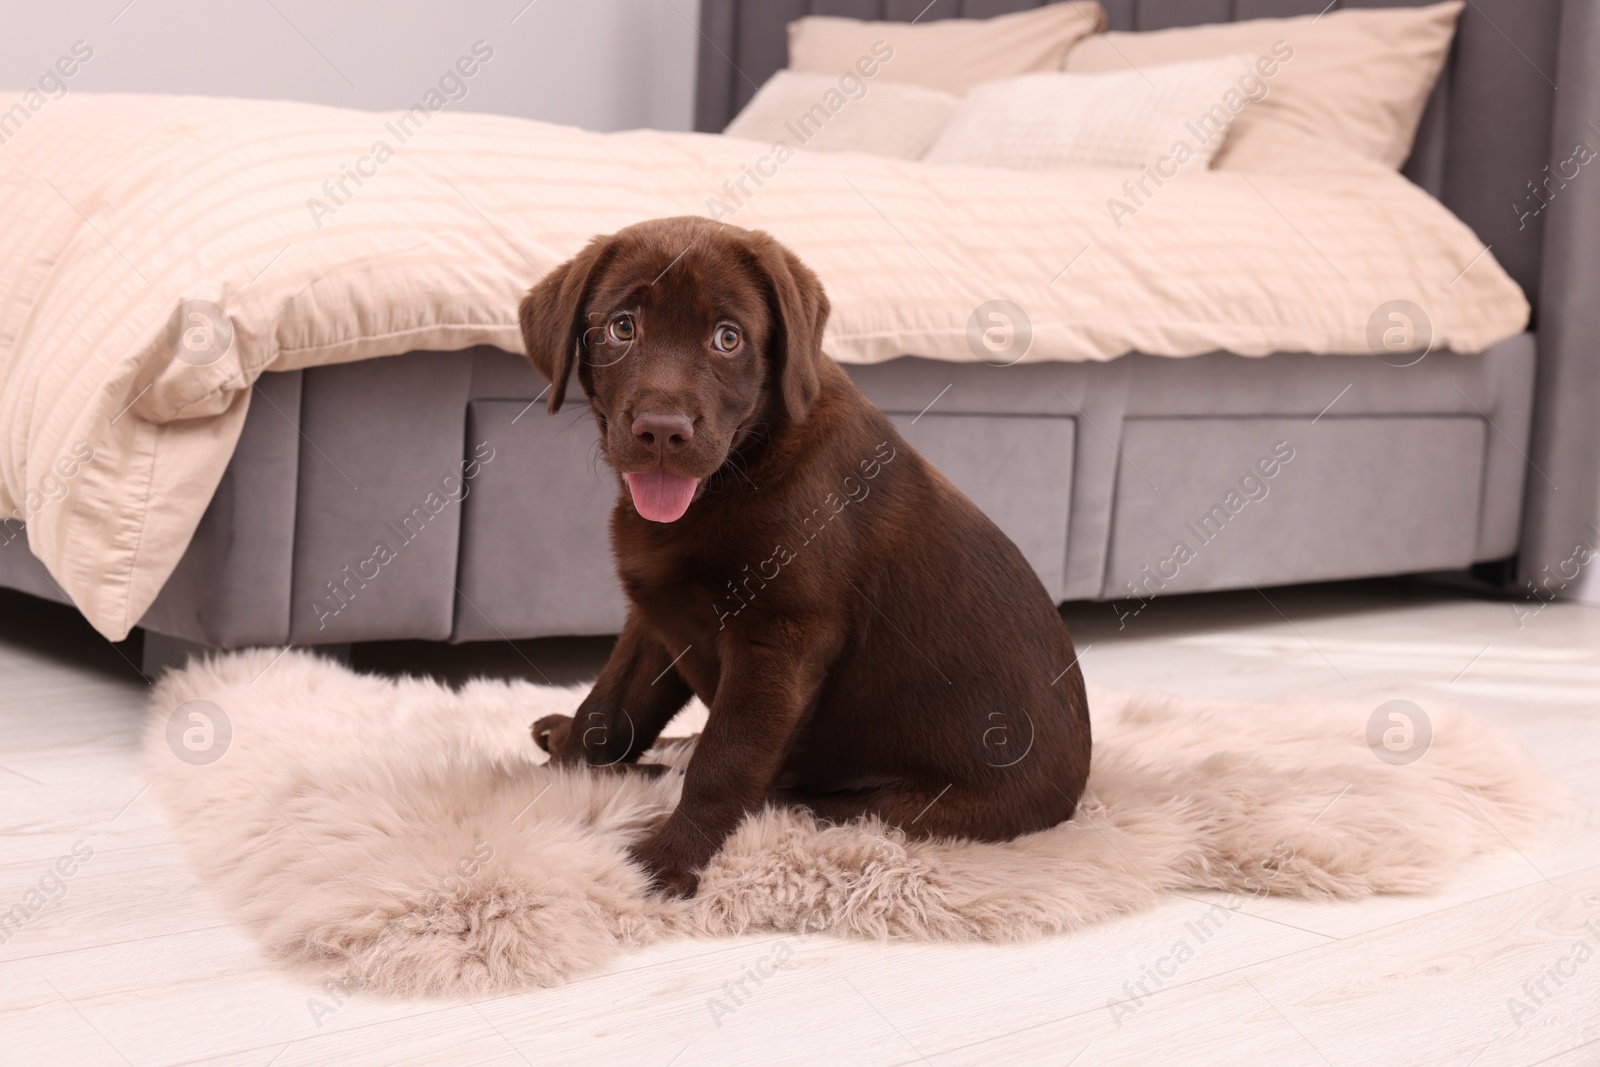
{"left": 143, "top": 649, "right": 1556, "bottom": 998}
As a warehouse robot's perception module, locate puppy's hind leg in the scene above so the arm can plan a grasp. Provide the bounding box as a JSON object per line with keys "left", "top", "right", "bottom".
{"left": 771, "top": 781, "right": 1074, "bottom": 842}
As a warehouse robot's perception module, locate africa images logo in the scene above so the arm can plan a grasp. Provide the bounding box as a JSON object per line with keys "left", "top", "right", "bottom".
{"left": 0, "top": 41, "right": 94, "bottom": 149}
{"left": 306, "top": 41, "right": 495, "bottom": 228}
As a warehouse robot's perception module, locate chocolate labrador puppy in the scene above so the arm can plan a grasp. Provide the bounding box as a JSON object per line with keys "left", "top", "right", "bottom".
{"left": 520, "top": 216, "right": 1091, "bottom": 897}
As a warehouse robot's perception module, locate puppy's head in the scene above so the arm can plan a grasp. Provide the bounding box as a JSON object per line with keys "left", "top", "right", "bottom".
{"left": 519, "top": 216, "right": 830, "bottom": 523}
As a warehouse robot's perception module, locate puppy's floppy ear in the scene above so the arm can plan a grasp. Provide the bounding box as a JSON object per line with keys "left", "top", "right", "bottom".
{"left": 746, "top": 230, "right": 831, "bottom": 424}
{"left": 518, "top": 236, "right": 613, "bottom": 414}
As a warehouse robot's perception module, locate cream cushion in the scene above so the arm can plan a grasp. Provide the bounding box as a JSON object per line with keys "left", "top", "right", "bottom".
{"left": 1065, "top": 1, "right": 1463, "bottom": 170}
{"left": 725, "top": 71, "right": 958, "bottom": 159}
{"left": 788, "top": 2, "right": 1107, "bottom": 96}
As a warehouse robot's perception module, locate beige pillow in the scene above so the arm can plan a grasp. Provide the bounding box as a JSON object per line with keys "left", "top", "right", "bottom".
{"left": 788, "top": 2, "right": 1107, "bottom": 96}
{"left": 1064, "top": 1, "right": 1462, "bottom": 171}
{"left": 924, "top": 58, "right": 1252, "bottom": 171}
{"left": 725, "top": 71, "right": 958, "bottom": 159}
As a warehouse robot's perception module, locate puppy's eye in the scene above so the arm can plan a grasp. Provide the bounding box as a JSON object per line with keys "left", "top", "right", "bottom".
{"left": 712, "top": 324, "right": 741, "bottom": 354}
{"left": 609, "top": 316, "right": 636, "bottom": 343}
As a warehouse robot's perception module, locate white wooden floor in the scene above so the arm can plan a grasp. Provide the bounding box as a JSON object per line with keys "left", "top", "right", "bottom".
{"left": 2, "top": 580, "right": 1597, "bottom": 1067}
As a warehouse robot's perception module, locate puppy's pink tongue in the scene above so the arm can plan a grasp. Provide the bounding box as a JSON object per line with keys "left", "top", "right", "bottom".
{"left": 624, "top": 468, "right": 700, "bottom": 522}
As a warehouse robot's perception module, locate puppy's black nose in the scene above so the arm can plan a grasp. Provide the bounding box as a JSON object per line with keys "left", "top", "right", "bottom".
{"left": 631, "top": 412, "right": 694, "bottom": 454}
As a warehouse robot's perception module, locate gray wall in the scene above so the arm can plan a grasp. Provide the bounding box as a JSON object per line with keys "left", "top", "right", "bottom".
{"left": 1, "top": 0, "right": 700, "bottom": 133}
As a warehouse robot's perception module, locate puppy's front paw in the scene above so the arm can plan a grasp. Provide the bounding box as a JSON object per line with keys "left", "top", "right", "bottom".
{"left": 627, "top": 837, "right": 702, "bottom": 899}
{"left": 531, "top": 714, "right": 576, "bottom": 759}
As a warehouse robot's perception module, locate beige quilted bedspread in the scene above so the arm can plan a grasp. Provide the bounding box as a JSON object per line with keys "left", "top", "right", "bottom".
{"left": 0, "top": 93, "right": 1528, "bottom": 639}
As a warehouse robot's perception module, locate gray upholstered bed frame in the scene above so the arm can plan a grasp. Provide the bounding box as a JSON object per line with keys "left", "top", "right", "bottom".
{"left": 2, "top": 0, "right": 1596, "bottom": 656}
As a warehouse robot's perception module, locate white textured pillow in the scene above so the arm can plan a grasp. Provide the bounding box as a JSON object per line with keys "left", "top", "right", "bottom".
{"left": 924, "top": 58, "right": 1253, "bottom": 171}
{"left": 725, "top": 71, "right": 958, "bottom": 159}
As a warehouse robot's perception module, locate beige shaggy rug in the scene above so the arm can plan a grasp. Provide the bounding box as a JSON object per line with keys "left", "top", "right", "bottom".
{"left": 143, "top": 649, "right": 1556, "bottom": 997}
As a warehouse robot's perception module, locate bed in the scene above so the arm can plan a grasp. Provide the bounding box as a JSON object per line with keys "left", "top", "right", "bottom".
{"left": 0, "top": 0, "right": 1595, "bottom": 670}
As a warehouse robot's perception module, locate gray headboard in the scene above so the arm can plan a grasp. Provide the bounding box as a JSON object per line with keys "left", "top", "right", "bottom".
{"left": 694, "top": 0, "right": 1600, "bottom": 598}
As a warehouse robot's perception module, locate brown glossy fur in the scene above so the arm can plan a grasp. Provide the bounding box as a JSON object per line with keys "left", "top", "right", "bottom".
{"left": 519, "top": 217, "right": 1091, "bottom": 897}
